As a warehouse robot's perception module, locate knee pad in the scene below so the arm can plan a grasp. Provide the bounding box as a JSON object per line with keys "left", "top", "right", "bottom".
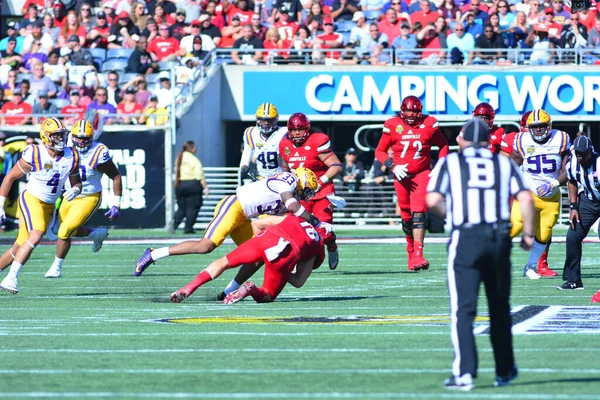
{"left": 412, "top": 213, "right": 427, "bottom": 230}
{"left": 402, "top": 219, "right": 413, "bottom": 236}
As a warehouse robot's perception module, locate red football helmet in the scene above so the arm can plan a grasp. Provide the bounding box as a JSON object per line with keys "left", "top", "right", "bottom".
{"left": 520, "top": 111, "right": 532, "bottom": 133}
{"left": 473, "top": 102, "right": 495, "bottom": 128}
{"left": 287, "top": 112, "right": 311, "bottom": 146}
{"left": 400, "top": 95, "right": 423, "bottom": 126}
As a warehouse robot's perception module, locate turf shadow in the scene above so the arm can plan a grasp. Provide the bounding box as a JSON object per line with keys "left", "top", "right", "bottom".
{"left": 476, "top": 376, "right": 600, "bottom": 389}
{"left": 278, "top": 295, "right": 387, "bottom": 302}
{"left": 330, "top": 270, "right": 412, "bottom": 276}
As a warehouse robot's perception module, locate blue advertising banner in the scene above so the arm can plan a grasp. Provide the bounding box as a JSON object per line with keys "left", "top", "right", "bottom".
{"left": 244, "top": 70, "right": 600, "bottom": 120}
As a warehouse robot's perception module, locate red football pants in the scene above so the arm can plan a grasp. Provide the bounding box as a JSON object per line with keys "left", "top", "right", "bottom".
{"left": 226, "top": 231, "right": 300, "bottom": 300}
{"left": 394, "top": 169, "right": 429, "bottom": 221}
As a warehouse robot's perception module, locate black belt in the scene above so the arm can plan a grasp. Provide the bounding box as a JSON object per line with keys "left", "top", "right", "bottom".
{"left": 453, "top": 221, "right": 511, "bottom": 236}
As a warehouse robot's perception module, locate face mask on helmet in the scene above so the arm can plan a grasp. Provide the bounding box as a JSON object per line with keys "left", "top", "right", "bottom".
{"left": 529, "top": 123, "right": 551, "bottom": 143}
{"left": 287, "top": 113, "right": 311, "bottom": 146}
{"left": 73, "top": 136, "right": 93, "bottom": 153}
{"left": 256, "top": 117, "right": 278, "bottom": 137}
{"left": 400, "top": 96, "right": 423, "bottom": 126}
{"left": 46, "top": 131, "right": 68, "bottom": 151}
{"left": 296, "top": 186, "right": 315, "bottom": 201}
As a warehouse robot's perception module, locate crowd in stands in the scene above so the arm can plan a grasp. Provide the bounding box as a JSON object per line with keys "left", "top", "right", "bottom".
{"left": 1, "top": 0, "right": 599, "bottom": 125}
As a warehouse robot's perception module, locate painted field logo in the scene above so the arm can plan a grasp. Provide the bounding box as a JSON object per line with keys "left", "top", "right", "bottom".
{"left": 158, "top": 315, "right": 490, "bottom": 326}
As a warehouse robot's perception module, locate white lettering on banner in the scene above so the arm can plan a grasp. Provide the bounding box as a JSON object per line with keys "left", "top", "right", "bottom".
{"left": 505, "top": 75, "right": 551, "bottom": 112}
{"left": 468, "top": 75, "right": 498, "bottom": 110}
{"left": 362, "top": 76, "right": 400, "bottom": 112}
{"left": 305, "top": 74, "right": 333, "bottom": 112}
{"left": 547, "top": 76, "right": 582, "bottom": 112}
{"left": 437, "top": 75, "right": 468, "bottom": 112}
{"left": 99, "top": 149, "right": 147, "bottom": 210}
{"left": 331, "top": 75, "right": 361, "bottom": 112}
{"left": 584, "top": 76, "right": 600, "bottom": 112}
{"left": 400, "top": 76, "right": 425, "bottom": 100}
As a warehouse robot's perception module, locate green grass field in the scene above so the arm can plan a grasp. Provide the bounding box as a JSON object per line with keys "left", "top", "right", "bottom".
{"left": 1, "top": 234, "right": 600, "bottom": 400}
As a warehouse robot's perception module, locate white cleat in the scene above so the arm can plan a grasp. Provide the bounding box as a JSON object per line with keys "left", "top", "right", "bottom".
{"left": 524, "top": 264, "right": 541, "bottom": 280}
{"left": 0, "top": 275, "right": 18, "bottom": 294}
{"left": 45, "top": 266, "right": 62, "bottom": 278}
{"left": 92, "top": 228, "right": 109, "bottom": 253}
{"left": 328, "top": 248, "right": 339, "bottom": 270}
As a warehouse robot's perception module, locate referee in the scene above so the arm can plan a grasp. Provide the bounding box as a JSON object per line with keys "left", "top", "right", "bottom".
{"left": 426, "top": 118, "right": 535, "bottom": 391}
{"left": 561, "top": 136, "right": 600, "bottom": 291}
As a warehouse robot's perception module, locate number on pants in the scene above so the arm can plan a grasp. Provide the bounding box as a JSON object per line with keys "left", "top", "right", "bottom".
{"left": 525, "top": 154, "right": 558, "bottom": 174}
{"left": 399, "top": 140, "right": 423, "bottom": 159}
{"left": 300, "top": 221, "right": 319, "bottom": 241}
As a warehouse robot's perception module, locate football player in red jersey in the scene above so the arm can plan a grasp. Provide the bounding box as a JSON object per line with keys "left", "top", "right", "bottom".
{"left": 501, "top": 111, "right": 531, "bottom": 158}
{"left": 375, "top": 95, "right": 449, "bottom": 271}
{"left": 473, "top": 102, "right": 505, "bottom": 154}
{"left": 170, "top": 215, "right": 325, "bottom": 304}
{"left": 279, "top": 112, "right": 344, "bottom": 270}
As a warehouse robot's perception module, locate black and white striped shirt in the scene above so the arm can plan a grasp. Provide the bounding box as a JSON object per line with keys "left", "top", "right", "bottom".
{"left": 427, "top": 147, "right": 527, "bottom": 229}
{"left": 566, "top": 150, "right": 600, "bottom": 202}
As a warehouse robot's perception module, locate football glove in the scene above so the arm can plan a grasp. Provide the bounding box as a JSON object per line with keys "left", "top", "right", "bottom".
{"left": 64, "top": 186, "right": 81, "bottom": 201}
{"left": 316, "top": 221, "right": 334, "bottom": 236}
{"left": 536, "top": 179, "right": 559, "bottom": 197}
{"left": 246, "top": 169, "right": 259, "bottom": 182}
{"left": 392, "top": 164, "right": 409, "bottom": 181}
{"left": 105, "top": 206, "right": 120, "bottom": 220}
{"left": 0, "top": 207, "right": 5, "bottom": 224}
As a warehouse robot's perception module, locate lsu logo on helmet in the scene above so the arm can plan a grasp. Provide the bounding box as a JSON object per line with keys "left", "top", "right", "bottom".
{"left": 527, "top": 109, "right": 552, "bottom": 143}
{"left": 293, "top": 167, "right": 318, "bottom": 201}
{"left": 40, "top": 117, "right": 69, "bottom": 152}
{"left": 255, "top": 103, "right": 279, "bottom": 137}
{"left": 71, "top": 120, "right": 95, "bottom": 153}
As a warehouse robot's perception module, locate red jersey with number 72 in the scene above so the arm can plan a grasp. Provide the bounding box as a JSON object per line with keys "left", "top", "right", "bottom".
{"left": 375, "top": 115, "right": 449, "bottom": 175}
{"left": 279, "top": 132, "right": 335, "bottom": 199}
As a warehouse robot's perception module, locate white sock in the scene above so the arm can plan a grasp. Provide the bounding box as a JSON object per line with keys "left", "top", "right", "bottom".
{"left": 528, "top": 240, "right": 547, "bottom": 266}
{"left": 223, "top": 279, "right": 241, "bottom": 295}
{"left": 52, "top": 256, "right": 64, "bottom": 268}
{"left": 8, "top": 261, "right": 23, "bottom": 277}
{"left": 150, "top": 247, "right": 170, "bottom": 261}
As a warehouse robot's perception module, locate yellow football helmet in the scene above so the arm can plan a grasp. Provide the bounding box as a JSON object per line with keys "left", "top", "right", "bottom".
{"left": 71, "top": 120, "right": 95, "bottom": 153}
{"left": 40, "top": 117, "right": 69, "bottom": 152}
{"left": 527, "top": 109, "right": 552, "bottom": 143}
{"left": 255, "top": 102, "right": 279, "bottom": 137}
{"left": 293, "top": 167, "right": 318, "bottom": 201}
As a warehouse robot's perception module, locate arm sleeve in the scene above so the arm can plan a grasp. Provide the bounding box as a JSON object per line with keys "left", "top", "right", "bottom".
{"left": 314, "top": 133, "right": 333, "bottom": 155}
{"left": 426, "top": 157, "right": 449, "bottom": 194}
{"left": 512, "top": 133, "right": 524, "bottom": 158}
{"left": 239, "top": 127, "right": 254, "bottom": 168}
{"left": 431, "top": 126, "right": 449, "bottom": 159}
{"left": 566, "top": 155, "right": 575, "bottom": 183}
{"left": 375, "top": 122, "right": 393, "bottom": 164}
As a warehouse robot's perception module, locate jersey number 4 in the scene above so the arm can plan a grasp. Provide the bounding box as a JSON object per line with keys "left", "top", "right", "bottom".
{"left": 46, "top": 173, "right": 61, "bottom": 194}
{"left": 399, "top": 140, "right": 423, "bottom": 159}
{"left": 257, "top": 152, "right": 278, "bottom": 170}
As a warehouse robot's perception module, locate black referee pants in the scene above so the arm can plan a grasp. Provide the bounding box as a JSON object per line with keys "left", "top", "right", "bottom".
{"left": 447, "top": 225, "right": 515, "bottom": 378}
{"left": 563, "top": 195, "right": 600, "bottom": 283}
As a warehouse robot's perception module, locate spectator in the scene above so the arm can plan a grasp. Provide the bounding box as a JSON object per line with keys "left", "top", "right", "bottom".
{"left": 172, "top": 140, "right": 209, "bottom": 234}
{"left": 19, "top": 79, "right": 33, "bottom": 104}
{"left": 42, "top": 13, "right": 61, "bottom": 43}
{"left": 106, "top": 71, "right": 122, "bottom": 108}
{"left": 148, "top": 23, "right": 183, "bottom": 61}
{"left": 349, "top": 11, "right": 369, "bottom": 45}
{"left": 221, "top": 15, "right": 245, "bottom": 48}
{"left": 584, "top": 15, "right": 600, "bottom": 64}
{"left": 78, "top": 3, "right": 95, "bottom": 31}
{"left": 371, "top": 148, "right": 394, "bottom": 185}
{"left": 274, "top": 10, "right": 300, "bottom": 41}
{"left": 138, "top": 94, "right": 168, "bottom": 125}
{"left": 141, "top": 18, "right": 159, "bottom": 42}
{"left": 551, "top": 0, "right": 570, "bottom": 25}
{"left": 463, "top": 12, "right": 484, "bottom": 38}
{"left": 394, "top": 21, "right": 419, "bottom": 63}
{"left": 224, "top": 0, "right": 255, "bottom": 24}
{"left": 0, "top": 22, "right": 24, "bottom": 54}
{"left": 21, "top": 0, "right": 44, "bottom": 16}
{"left": 577, "top": 9, "right": 597, "bottom": 32}
{"left": 467, "top": 0, "right": 490, "bottom": 26}
{"left": 342, "top": 147, "right": 365, "bottom": 192}
{"left": 23, "top": 20, "right": 53, "bottom": 55}
{"left": 474, "top": 23, "right": 507, "bottom": 63}
{"left": 1, "top": 71, "right": 18, "bottom": 100}
{"left": 415, "top": 21, "right": 446, "bottom": 64}
{"left": 52, "top": 1, "right": 67, "bottom": 30}
{"left": 512, "top": 10, "right": 529, "bottom": 32}
{"left": 148, "top": 0, "right": 178, "bottom": 16}
{"left": 86, "top": 87, "right": 116, "bottom": 125}
{"left": 232, "top": 23, "right": 264, "bottom": 65}
{"left": 175, "top": 57, "right": 196, "bottom": 84}
{"left": 134, "top": 75, "right": 152, "bottom": 107}
{"left": 108, "top": 11, "right": 141, "bottom": 49}
{"left": 357, "top": 22, "right": 389, "bottom": 62}
{"left": 497, "top": 1, "right": 515, "bottom": 31}
{"left": 263, "top": 27, "right": 291, "bottom": 63}
{"left": 251, "top": 13, "right": 269, "bottom": 41}
{"left": 0, "top": 88, "right": 32, "bottom": 126}
{"left": 87, "top": 11, "right": 111, "bottom": 49}
{"left": 152, "top": 3, "right": 176, "bottom": 25}
{"left": 189, "top": 36, "right": 210, "bottom": 60}
{"left": 59, "top": 10, "right": 87, "bottom": 47}
{"left": 131, "top": 1, "right": 149, "bottom": 31}
{"left": 103, "top": 1, "right": 117, "bottom": 22}
{"left": 360, "top": 0, "right": 386, "bottom": 21}
{"left": 542, "top": 8, "right": 562, "bottom": 42}
{"left": 379, "top": 7, "right": 402, "bottom": 43}
{"left": 526, "top": 0, "right": 541, "bottom": 27}
{"left": 411, "top": 0, "right": 439, "bottom": 27}
{"left": 0, "top": 37, "right": 25, "bottom": 73}
{"left": 447, "top": 22, "right": 475, "bottom": 64}
{"left": 30, "top": 61, "right": 57, "bottom": 98}
{"left": 313, "top": 17, "right": 344, "bottom": 62}
{"left": 489, "top": 12, "right": 501, "bottom": 33}
{"left": 43, "top": 49, "right": 67, "bottom": 89}
{"left": 126, "top": 36, "right": 159, "bottom": 74}
{"left": 331, "top": 0, "right": 360, "bottom": 21}
{"left": 559, "top": 13, "right": 588, "bottom": 53}
{"left": 181, "top": 19, "right": 217, "bottom": 52}
{"left": 169, "top": 8, "right": 189, "bottom": 40}
{"left": 61, "top": 89, "right": 86, "bottom": 124}
{"left": 338, "top": 43, "right": 360, "bottom": 64}
{"left": 289, "top": 25, "right": 313, "bottom": 62}
{"left": 22, "top": 41, "right": 49, "bottom": 71}
{"left": 408, "top": 0, "right": 437, "bottom": 14}
{"left": 152, "top": 73, "right": 174, "bottom": 108}
{"left": 527, "top": 23, "right": 554, "bottom": 64}
{"left": 306, "top": 2, "right": 326, "bottom": 26}
{"left": 20, "top": 4, "right": 42, "bottom": 37}
{"left": 117, "top": 86, "right": 144, "bottom": 124}
{"left": 198, "top": 13, "right": 223, "bottom": 47}
{"left": 272, "top": 0, "right": 304, "bottom": 23}
{"left": 65, "top": 34, "right": 94, "bottom": 66}
{"left": 439, "top": 0, "right": 461, "bottom": 22}
{"left": 117, "top": 0, "right": 136, "bottom": 15}
{"left": 0, "top": 91, "right": 6, "bottom": 110}
{"left": 206, "top": 1, "right": 226, "bottom": 29}
{"left": 32, "top": 91, "right": 58, "bottom": 124}
{"left": 77, "top": 71, "right": 97, "bottom": 103}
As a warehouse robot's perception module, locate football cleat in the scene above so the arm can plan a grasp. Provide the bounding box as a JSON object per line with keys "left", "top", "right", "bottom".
{"left": 591, "top": 290, "right": 600, "bottom": 303}
{"left": 537, "top": 265, "right": 558, "bottom": 277}
{"left": 443, "top": 374, "right": 474, "bottom": 391}
{"left": 328, "top": 248, "right": 339, "bottom": 270}
{"left": 524, "top": 264, "right": 541, "bottom": 280}
{"left": 217, "top": 291, "right": 226, "bottom": 301}
{"left": 557, "top": 280, "right": 584, "bottom": 290}
{"left": 170, "top": 289, "right": 190, "bottom": 303}
{"left": 222, "top": 281, "right": 256, "bottom": 305}
{"left": 92, "top": 228, "right": 109, "bottom": 253}
{"left": 410, "top": 251, "right": 429, "bottom": 271}
{"left": 495, "top": 366, "right": 518, "bottom": 387}
{"left": 0, "top": 275, "right": 18, "bottom": 294}
{"left": 44, "top": 265, "right": 62, "bottom": 278}
{"left": 135, "top": 248, "right": 155, "bottom": 276}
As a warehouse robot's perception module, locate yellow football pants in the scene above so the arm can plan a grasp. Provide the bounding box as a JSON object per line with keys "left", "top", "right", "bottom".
{"left": 510, "top": 190, "right": 560, "bottom": 243}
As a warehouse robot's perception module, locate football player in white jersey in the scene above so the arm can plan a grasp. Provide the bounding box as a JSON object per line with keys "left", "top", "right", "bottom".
{"left": 44, "top": 120, "right": 123, "bottom": 278}
{"left": 134, "top": 167, "right": 333, "bottom": 276}
{"left": 239, "top": 103, "right": 288, "bottom": 181}
{"left": 510, "top": 109, "right": 570, "bottom": 279}
{"left": 0, "top": 118, "right": 82, "bottom": 294}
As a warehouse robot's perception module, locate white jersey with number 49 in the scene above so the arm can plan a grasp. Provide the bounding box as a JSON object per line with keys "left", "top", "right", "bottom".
{"left": 513, "top": 129, "right": 570, "bottom": 198}
{"left": 239, "top": 126, "right": 288, "bottom": 178}
{"left": 236, "top": 172, "right": 298, "bottom": 218}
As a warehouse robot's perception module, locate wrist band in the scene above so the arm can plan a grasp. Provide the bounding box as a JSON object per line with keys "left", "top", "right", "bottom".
{"left": 319, "top": 176, "right": 329, "bottom": 185}
{"left": 113, "top": 196, "right": 122, "bottom": 208}
{"left": 285, "top": 198, "right": 298, "bottom": 208}
{"left": 0, "top": 196, "right": 5, "bottom": 208}
{"left": 294, "top": 205, "right": 306, "bottom": 217}
{"left": 569, "top": 202, "right": 578, "bottom": 210}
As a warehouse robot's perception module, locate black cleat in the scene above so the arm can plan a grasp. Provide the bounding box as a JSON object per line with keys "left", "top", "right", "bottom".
{"left": 495, "top": 365, "right": 518, "bottom": 387}
{"left": 557, "top": 280, "right": 584, "bottom": 290}
{"left": 217, "top": 291, "right": 226, "bottom": 301}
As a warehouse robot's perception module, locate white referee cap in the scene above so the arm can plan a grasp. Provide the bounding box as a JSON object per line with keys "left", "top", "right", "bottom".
{"left": 460, "top": 118, "right": 490, "bottom": 144}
